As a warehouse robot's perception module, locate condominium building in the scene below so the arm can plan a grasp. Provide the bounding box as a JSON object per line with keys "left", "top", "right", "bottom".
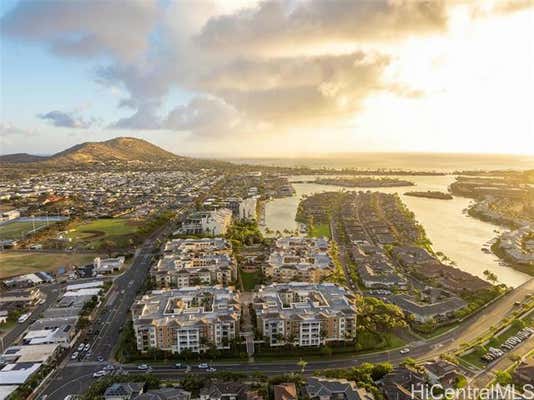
{"left": 151, "top": 238, "right": 236, "bottom": 288}
{"left": 131, "top": 286, "right": 241, "bottom": 354}
{"left": 253, "top": 283, "right": 357, "bottom": 347}
{"left": 264, "top": 237, "right": 332, "bottom": 283}
{"left": 223, "top": 197, "right": 258, "bottom": 220}
{"left": 177, "top": 209, "right": 233, "bottom": 236}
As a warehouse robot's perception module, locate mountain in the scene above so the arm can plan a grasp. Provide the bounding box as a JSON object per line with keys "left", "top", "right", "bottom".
{"left": 1, "top": 137, "right": 182, "bottom": 165}
{"left": 0, "top": 153, "right": 48, "bottom": 163}
{"left": 47, "top": 137, "right": 181, "bottom": 164}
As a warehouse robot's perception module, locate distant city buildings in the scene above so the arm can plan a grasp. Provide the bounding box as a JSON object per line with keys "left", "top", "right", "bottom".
{"left": 498, "top": 225, "right": 534, "bottom": 265}
{"left": 253, "top": 283, "right": 357, "bottom": 347}
{"left": 131, "top": 286, "right": 241, "bottom": 354}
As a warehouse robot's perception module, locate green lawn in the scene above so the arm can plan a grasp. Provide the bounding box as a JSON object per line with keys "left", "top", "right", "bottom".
{"left": 240, "top": 269, "right": 263, "bottom": 290}
{"left": 0, "top": 252, "right": 97, "bottom": 278}
{"left": 309, "top": 223, "right": 331, "bottom": 238}
{"left": 66, "top": 218, "right": 141, "bottom": 249}
{"left": 459, "top": 348, "right": 486, "bottom": 369}
{"left": 0, "top": 220, "right": 52, "bottom": 240}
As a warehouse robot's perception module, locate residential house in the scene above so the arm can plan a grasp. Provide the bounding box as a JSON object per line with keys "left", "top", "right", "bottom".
{"left": 304, "top": 377, "right": 374, "bottom": 400}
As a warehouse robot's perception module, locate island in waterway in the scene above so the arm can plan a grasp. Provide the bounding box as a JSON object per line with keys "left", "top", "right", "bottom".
{"left": 315, "top": 177, "right": 414, "bottom": 187}
{"left": 404, "top": 191, "right": 453, "bottom": 200}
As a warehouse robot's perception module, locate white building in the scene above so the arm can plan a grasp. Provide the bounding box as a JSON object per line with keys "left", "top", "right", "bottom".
{"left": 178, "top": 209, "right": 233, "bottom": 236}
{"left": 94, "top": 256, "right": 125, "bottom": 274}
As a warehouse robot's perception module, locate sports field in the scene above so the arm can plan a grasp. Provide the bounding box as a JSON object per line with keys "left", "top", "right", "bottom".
{"left": 0, "top": 252, "right": 96, "bottom": 278}
{"left": 0, "top": 220, "right": 51, "bottom": 240}
{"left": 66, "top": 218, "right": 142, "bottom": 249}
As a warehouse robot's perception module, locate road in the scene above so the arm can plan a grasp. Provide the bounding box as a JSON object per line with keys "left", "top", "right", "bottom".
{"left": 38, "top": 270, "right": 533, "bottom": 400}
{"left": 39, "top": 222, "right": 170, "bottom": 400}
{"left": 469, "top": 334, "right": 534, "bottom": 388}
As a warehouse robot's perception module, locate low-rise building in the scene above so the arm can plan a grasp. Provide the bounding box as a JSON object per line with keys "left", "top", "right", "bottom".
{"left": 388, "top": 294, "right": 466, "bottom": 323}
{"left": 23, "top": 317, "right": 78, "bottom": 346}
{"left": 264, "top": 237, "right": 332, "bottom": 283}
{"left": 131, "top": 286, "right": 241, "bottom": 354}
{"left": 381, "top": 365, "right": 427, "bottom": 400}
{"left": 103, "top": 382, "right": 145, "bottom": 400}
{"left": 422, "top": 359, "right": 460, "bottom": 388}
{"left": 513, "top": 356, "right": 534, "bottom": 385}
{"left": 253, "top": 283, "right": 357, "bottom": 347}
{"left": 0, "top": 362, "right": 41, "bottom": 386}
{"left": 200, "top": 382, "right": 262, "bottom": 400}
{"left": 499, "top": 226, "right": 534, "bottom": 265}
{"left": 0, "top": 344, "right": 60, "bottom": 364}
{"left": 2, "top": 272, "right": 54, "bottom": 289}
{"left": 94, "top": 256, "right": 125, "bottom": 274}
{"left": 305, "top": 377, "right": 374, "bottom": 400}
{"left": 273, "top": 383, "right": 297, "bottom": 400}
{"left": 358, "top": 260, "right": 407, "bottom": 290}
{"left": 152, "top": 238, "right": 236, "bottom": 288}
{"left": 136, "top": 388, "right": 192, "bottom": 400}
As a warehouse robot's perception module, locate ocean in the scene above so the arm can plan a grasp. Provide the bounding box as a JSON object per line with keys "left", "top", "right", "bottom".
{"left": 227, "top": 152, "right": 534, "bottom": 172}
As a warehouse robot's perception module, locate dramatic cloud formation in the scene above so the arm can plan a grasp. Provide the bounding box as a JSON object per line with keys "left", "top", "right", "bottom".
{"left": 1, "top": 0, "right": 533, "bottom": 155}
{"left": 38, "top": 110, "right": 98, "bottom": 129}
{"left": 195, "top": 0, "right": 448, "bottom": 56}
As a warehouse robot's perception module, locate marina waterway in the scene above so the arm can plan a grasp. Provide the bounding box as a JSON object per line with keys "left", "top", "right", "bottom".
{"left": 262, "top": 175, "right": 531, "bottom": 287}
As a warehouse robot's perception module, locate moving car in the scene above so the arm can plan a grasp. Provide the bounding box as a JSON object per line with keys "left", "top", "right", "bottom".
{"left": 198, "top": 363, "right": 209, "bottom": 369}
{"left": 137, "top": 364, "right": 149, "bottom": 370}
{"left": 400, "top": 348, "right": 410, "bottom": 354}
{"left": 17, "top": 313, "right": 31, "bottom": 323}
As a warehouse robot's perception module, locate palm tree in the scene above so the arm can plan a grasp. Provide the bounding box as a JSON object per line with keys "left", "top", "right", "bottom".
{"left": 297, "top": 358, "right": 307, "bottom": 374}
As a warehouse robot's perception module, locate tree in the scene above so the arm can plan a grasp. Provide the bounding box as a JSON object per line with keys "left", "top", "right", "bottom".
{"left": 297, "top": 358, "right": 308, "bottom": 373}
{"left": 356, "top": 296, "right": 407, "bottom": 334}
{"left": 483, "top": 269, "right": 498, "bottom": 284}
{"left": 494, "top": 370, "right": 512, "bottom": 385}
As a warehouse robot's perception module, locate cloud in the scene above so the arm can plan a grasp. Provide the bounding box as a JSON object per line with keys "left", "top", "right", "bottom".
{"left": 38, "top": 110, "right": 98, "bottom": 128}
{"left": 110, "top": 103, "right": 161, "bottom": 130}
{"left": 208, "top": 52, "right": 391, "bottom": 125}
{"left": 0, "top": 122, "right": 38, "bottom": 137}
{"left": 1, "top": 0, "right": 449, "bottom": 138}
{"left": 164, "top": 96, "right": 241, "bottom": 136}
{"left": 0, "top": 0, "right": 159, "bottom": 61}
{"left": 195, "top": 0, "right": 448, "bottom": 56}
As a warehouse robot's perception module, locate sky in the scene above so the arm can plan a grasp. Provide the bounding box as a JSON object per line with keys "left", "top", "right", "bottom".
{"left": 0, "top": 0, "right": 533, "bottom": 157}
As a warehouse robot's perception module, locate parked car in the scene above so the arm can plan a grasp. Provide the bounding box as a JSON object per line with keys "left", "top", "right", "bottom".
{"left": 71, "top": 352, "right": 79, "bottom": 360}
{"left": 400, "top": 348, "right": 410, "bottom": 354}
